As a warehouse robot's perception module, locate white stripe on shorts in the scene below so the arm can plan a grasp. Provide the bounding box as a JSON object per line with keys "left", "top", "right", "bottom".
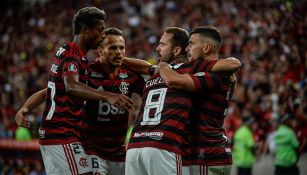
{"left": 63, "top": 144, "right": 78, "bottom": 175}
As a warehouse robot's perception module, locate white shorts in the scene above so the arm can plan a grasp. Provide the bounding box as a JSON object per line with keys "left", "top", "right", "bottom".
{"left": 125, "top": 147, "right": 182, "bottom": 175}
{"left": 40, "top": 142, "right": 92, "bottom": 175}
{"left": 89, "top": 154, "right": 125, "bottom": 175}
{"left": 188, "top": 165, "right": 231, "bottom": 175}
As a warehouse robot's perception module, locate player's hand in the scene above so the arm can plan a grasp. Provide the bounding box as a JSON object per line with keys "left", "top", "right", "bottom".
{"left": 106, "top": 93, "right": 135, "bottom": 111}
{"left": 15, "top": 107, "right": 30, "bottom": 128}
{"left": 230, "top": 74, "right": 237, "bottom": 84}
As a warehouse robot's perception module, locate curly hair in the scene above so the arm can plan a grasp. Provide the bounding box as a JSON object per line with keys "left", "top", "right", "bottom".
{"left": 72, "top": 7, "right": 106, "bottom": 35}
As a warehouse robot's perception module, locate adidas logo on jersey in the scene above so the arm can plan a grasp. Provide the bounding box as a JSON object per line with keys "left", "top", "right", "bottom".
{"left": 97, "top": 86, "right": 104, "bottom": 91}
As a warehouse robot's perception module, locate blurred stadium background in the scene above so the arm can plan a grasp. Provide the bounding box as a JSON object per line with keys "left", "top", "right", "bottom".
{"left": 0, "top": 0, "right": 306, "bottom": 174}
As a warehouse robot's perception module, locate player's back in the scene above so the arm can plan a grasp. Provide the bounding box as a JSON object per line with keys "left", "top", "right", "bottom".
{"left": 128, "top": 62, "right": 198, "bottom": 156}
{"left": 39, "top": 42, "right": 88, "bottom": 145}
{"left": 189, "top": 59, "right": 232, "bottom": 166}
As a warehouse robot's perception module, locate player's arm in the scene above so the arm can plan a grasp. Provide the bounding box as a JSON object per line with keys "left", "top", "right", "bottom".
{"left": 159, "top": 62, "right": 226, "bottom": 92}
{"left": 211, "top": 57, "right": 241, "bottom": 73}
{"left": 15, "top": 88, "right": 47, "bottom": 128}
{"left": 158, "top": 62, "right": 196, "bottom": 91}
{"left": 123, "top": 57, "right": 156, "bottom": 75}
{"left": 64, "top": 74, "right": 135, "bottom": 110}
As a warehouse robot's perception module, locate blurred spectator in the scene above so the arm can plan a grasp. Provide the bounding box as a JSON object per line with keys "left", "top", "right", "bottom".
{"left": 15, "top": 126, "right": 32, "bottom": 141}
{"left": 233, "top": 117, "right": 258, "bottom": 175}
{"left": 274, "top": 114, "right": 299, "bottom": 175}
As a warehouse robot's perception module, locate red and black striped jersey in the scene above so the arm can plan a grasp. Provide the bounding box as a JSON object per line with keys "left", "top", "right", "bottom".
{"left": 128, "top": 61, "right": 203, "bottom": 156}
{"left": 186, "top": 59, "right": 233, "bottom": 166}
{"left": 81, "top": 62, "right": 145, "bottom": 162}
{"left": 39, "top": 42, "right": 88, "bottom": 145}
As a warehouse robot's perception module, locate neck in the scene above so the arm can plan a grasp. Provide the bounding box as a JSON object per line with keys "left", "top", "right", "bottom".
{"left": 73, "top": 35, "right": 89, "bottom": 53}
{"left": 203, "top": 53, "right": 219, "bottom": 61}
{"left": 171, "top": 55, "right": 189, "bottom": 64}
{"left": 105, "top": 64, "right": 120, "bottom": 78}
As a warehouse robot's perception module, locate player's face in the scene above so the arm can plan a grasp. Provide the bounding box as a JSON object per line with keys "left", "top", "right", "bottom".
{"left": 102, "top": 35, "right": 125, "bottom": 67}
{"left": 156, "top": 33, "right": 174, "bottom": 63}
{"left": 185, "top": 33, "right": 207, "bottom": 61}
{"left": 87, "top": 20, "right": 106, "bottom": 49}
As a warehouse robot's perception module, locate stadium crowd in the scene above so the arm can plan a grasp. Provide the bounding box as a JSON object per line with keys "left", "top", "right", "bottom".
{"left": 0, "top": 0, "right": 307, "bottom": 174}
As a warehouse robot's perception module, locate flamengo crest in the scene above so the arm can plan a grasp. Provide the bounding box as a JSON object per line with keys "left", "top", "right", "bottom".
{"left": 119, "top": 82, "right": 129, "bottom": 94}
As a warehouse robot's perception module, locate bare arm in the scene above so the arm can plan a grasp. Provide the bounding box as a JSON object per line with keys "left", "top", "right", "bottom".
{"left": 123, "top": 57, "right": 154, "bottom": 75}
{"left": 15, "top": 88, "right": 47, "bottom": 128}
{"left": 64, "top": 74, "right": 135, "bottom": 110}
{"left": 211, "top": 57, "right": 241, "bottom": 73}
{"left": 158, "top": 62, "right": 196, "bottom": 91}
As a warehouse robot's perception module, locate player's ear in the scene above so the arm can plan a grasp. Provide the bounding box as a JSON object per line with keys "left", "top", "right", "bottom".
{"left": 172, "top": 46, "right": 182, "bottom": 57}
{"left": 202, "top": 43, "right": 211, "bottom": 54}
{"left": 81, "top": 24, "right": 89, "bottom": 34}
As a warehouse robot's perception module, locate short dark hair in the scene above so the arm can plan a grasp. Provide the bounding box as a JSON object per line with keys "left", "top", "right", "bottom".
{"left": 164, "top": 27, "right": 189, "bottom": 55}
{"left": 190, "top": 26, "right": 223, "bottom": 52}
{"left": 104, "top": 27, "right": 123, "bottom": 36}
{"left": 73, "top": 7, "right": 106, "bottom": 35}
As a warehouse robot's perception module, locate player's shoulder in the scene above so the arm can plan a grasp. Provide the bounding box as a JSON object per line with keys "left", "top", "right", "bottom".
{"left": 192, "top": 59, "right": 218, "bottom": 72}
{"left": 119, "top": 65, "right": 142, "bottom": 78}
{"left": 55, "top": 42, "right": 84, "bottom": 60}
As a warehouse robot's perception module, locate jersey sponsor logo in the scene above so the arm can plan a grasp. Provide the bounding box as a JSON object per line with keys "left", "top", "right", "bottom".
{"left": 119, "top": 82, "right": 129, "bottom": 94}
{"left": 50, "top": 64, "right": 58, "bottom": 74}
{"left": 56, "top": 47, "right": 65, "bottom": 57}
{"left": 68, "top": 63, "right": 78, "bottom": 72}
{"left": 146, "top": 77, "right": 163, "bottom": 88}
{"left": 91, "top": 71, "right": 104, "bottom": 78}
{"left": 119, "top": 73, "right": 128, "bottom": 79}
{"left": 133, "top": 131, "right": 164, "bottom": 140}
{"left": 79, "top": 157, "right": 89, "bottom": 168}
{"left": 39, "top": 128, "right": 45, "bottom": 138}
{"left": 98, "top": 101, "right": 125, "bottom": 116}
{"left": 194, "top": 72, "right": 206, "bottom": 77}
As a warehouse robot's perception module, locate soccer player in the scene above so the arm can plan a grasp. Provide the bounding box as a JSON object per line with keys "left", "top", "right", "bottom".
{"left": 125, "top": 26, "right": 191, "bottom": 175}
{"left": 15, "top": 7, "right": 134, "bottom": 175}
{"left": 158, "top": 26, "right": 240, "bottom": 175}
{"left": 81, "top": 27, "right": 145, "bottom": 175}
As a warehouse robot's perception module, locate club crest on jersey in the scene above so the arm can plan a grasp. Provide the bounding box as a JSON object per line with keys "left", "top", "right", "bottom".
{"left": 119, "top": 73, "right": 128, "bottom": 79}
{"left": 119, "top": 82, "right": 129, "bottom": 94}
{"left": 194, "top": 72, "right": 206, "bottom": 77}
{"left": 39, "top": 128, "right": 45, "bottom": 138}
{"left": 68, "top": 63, "right": 78, "bottom": 72}
{"left": 79, "top": 157, "right": 88, "bottom": 168}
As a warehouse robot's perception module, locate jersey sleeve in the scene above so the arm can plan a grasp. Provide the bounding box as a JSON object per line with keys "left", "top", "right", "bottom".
{"left": 188, "top": 71, "right": 224, "bottom": 92}
{"left": 133, "top": 74, "right": 146, "bottom": 96}
{"left": 62, "top": 57, "right": 80, "bottom": 78}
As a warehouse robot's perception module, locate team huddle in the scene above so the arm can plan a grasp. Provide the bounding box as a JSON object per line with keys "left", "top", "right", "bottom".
{"left": 15, "top": 7, "right": 240, "bottom": 175}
